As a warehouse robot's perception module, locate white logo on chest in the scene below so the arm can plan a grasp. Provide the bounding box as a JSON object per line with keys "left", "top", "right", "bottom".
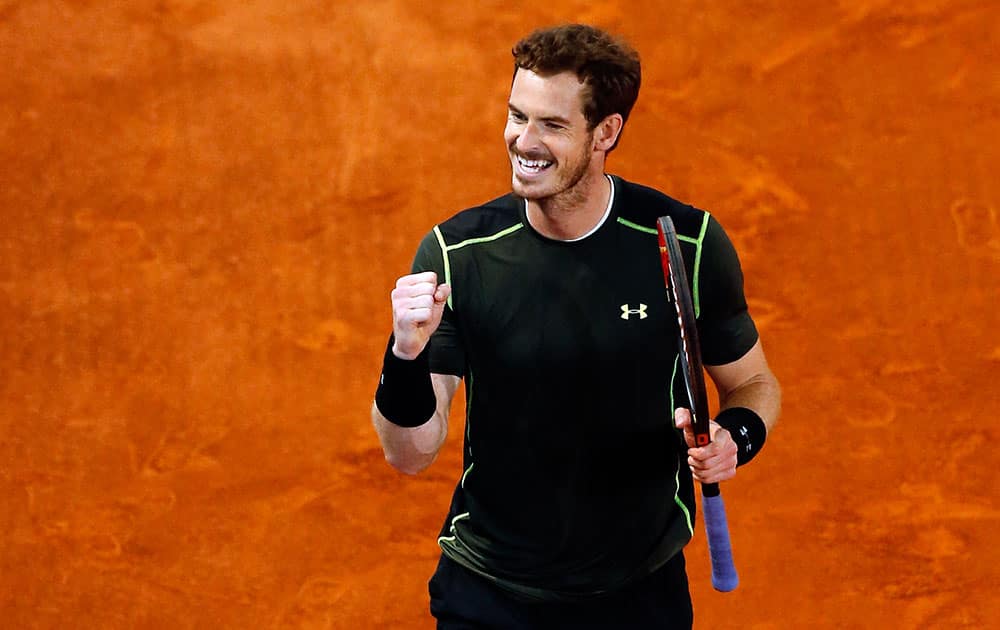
{"left": 620, "top": 304, "right": 648, "bottom": 320}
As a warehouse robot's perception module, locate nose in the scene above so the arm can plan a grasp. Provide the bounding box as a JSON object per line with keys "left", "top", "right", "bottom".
{"left": 515, "top": 121, "right": 542, "bottom": 154}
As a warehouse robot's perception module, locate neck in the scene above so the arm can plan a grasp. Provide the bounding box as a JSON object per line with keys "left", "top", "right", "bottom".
{"left": 526, "top": 170, "right": 611, "bottom": 240}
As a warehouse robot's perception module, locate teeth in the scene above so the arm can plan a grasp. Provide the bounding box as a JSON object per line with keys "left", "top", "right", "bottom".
{"left": 517, "top": 155, "right": 552, "bottom": 170}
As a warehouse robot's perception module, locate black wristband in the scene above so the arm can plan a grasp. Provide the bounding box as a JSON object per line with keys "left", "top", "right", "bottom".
{"left": 715, "top": 407, "right": 767, "bottom": 466}
{"left": 374, "top": 334, "right": 436, "bottom": 428}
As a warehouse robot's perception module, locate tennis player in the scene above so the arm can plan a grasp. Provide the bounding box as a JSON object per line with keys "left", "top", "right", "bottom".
{"left": 372, "top": 24, "right": 781, "bottom": 629}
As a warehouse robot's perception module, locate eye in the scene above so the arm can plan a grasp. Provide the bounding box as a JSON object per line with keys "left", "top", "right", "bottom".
{"left": 545, "top": 122, "right": 565, "bottom": 130}
{"left": 509, "top": 111, "right": 526, "bottom": 122}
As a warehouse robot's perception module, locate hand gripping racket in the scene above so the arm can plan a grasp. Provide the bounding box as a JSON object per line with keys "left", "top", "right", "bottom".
{"left": 657, "top": 216, "right": 739, "bottom": 592}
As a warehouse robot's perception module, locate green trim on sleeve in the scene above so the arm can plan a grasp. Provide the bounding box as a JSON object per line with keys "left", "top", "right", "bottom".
{"left": 432, "top": 225, "right": 452, "bottom": 309}
{"left": 691, "top": 212, "right": 711, "bottom": 319}
{"left": 616, "top": 217, "right": 657, "bottom": 234}
{"left": 612, "top": 214, "right": 710, "bottom": 317}
{"left": 434, "top": 223, "right": 525, "bottom": 310}
{"left": 447, "top": 223, "right": 524, "bottom": 251}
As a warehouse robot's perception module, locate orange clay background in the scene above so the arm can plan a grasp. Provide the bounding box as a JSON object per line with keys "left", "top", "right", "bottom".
{"left": 2, "top": 2, "right": 998, "bottom": 628}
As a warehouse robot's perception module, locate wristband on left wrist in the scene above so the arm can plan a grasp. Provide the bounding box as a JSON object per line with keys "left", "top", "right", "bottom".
{"left": 714, "top": 407, "right": 767, "bottom": 466}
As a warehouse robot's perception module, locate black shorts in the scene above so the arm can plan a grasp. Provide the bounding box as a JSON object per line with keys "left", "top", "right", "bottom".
{"left": 428, "top": 552, "right": 693, "bottom": 630}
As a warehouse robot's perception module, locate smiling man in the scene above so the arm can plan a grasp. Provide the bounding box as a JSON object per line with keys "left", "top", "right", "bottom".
{"left": 371, "top": 24, "right": 781, "bottom": 629}
{"left": 506, "top": 69, "right": 611, "bottom": 228}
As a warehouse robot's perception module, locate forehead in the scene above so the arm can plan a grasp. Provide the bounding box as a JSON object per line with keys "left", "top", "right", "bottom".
{"left": 509, "top": 68, "right": 587, "bottom": 120}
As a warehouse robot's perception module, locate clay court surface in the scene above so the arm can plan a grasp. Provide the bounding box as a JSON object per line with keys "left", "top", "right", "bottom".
{"left": 2, "top": 1, "right": 998, "bottom": 628}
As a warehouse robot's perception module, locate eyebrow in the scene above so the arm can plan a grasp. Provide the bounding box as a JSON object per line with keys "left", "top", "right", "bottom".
{"left": 507, "top": 103, "right": 573, "bottom": 126}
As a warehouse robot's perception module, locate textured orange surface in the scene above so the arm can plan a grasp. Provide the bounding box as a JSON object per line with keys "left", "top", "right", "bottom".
{"left": 2, "top": 2, "right": 999, "bottom": 628}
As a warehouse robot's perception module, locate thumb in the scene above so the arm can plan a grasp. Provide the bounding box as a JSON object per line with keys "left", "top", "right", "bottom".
{"left": 674, "top": 407, "right": 691, "bottom": 430}
{"left": 675, "top": 408, "right": 696, "bottom": 448}
{"left": 434, "top": 283, "right": 451, "bottom": 305}
{"left": 430, "top": 284, "right": 451, "bottom": 322}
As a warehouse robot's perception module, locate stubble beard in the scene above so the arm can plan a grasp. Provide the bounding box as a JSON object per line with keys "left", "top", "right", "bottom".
{"left": 510, "top": 135, "right": 595, "bottom": 214}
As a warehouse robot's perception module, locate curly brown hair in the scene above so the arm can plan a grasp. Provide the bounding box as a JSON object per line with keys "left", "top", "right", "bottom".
{"left": 512, "top": 24, "right": 641, "bottom": 147}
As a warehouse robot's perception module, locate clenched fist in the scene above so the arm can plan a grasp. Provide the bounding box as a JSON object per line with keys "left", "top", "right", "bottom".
{"left": 391, "top": 271, "right": 451, "bottom": 360}
{"left": 674, "top": 407, "right": 738, "bottom": 485}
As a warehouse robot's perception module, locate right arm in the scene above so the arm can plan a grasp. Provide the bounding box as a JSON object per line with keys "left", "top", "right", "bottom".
{"left": 371, "top": 271, "right": 457, "bottom": 475}
{"left": 372, "top": 373, "right": 460, "bottom": 475}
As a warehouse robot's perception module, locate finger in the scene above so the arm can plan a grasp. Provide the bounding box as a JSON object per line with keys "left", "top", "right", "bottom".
{"left": 690, "top": 437, "right": 737, "bottom": 462}
{"left": 396, "top": 293, "right": 436, "bottom": 311}
{"left": 396, "top": 271, "right": 438, "bottom": 288}
{"left": 395, "top": 298, "right": 437, "bottom": 326}
{"left": 688, "top": 451, "right": 736, "bottom": 480}
{"left": 695, "top": 458, "right": 738, "bottom": 483}
{"left": 392, "top": 281, "right": 438, "bottom": 301}
{"left": 397, "top": 307, "right": 434, "bottom": 328}
{"left": 688, "top": 450, "right": 727, "bottom": 471}
{"left": 687, "top": 441, "right": 738, "bottom": 479}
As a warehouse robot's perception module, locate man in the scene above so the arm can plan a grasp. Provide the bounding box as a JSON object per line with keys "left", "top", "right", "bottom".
{"left": 372, "top": 24, "right": 781, "bottom": 629}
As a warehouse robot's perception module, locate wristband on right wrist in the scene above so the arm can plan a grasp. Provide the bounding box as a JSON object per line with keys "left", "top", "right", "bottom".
{"left": 374, "top": 334, "right": 436, "bottom": 428}
{"left": 714, "top": 407, "right": 767, "bottom": 466}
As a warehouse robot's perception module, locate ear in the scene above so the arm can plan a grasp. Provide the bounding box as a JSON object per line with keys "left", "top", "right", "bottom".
{"left": 592, "top": 113, "right": 624, "bottom": 152}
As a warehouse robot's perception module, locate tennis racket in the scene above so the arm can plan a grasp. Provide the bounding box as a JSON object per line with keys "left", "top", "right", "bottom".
{"left": 657, "top": 215, "right": 739, "bottom": 593}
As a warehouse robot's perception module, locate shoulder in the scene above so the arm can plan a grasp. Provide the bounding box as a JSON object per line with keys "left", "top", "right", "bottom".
{"left": 613, "top": 176, "right": 709, "bottom": 240}
{"left": 412, "top": 193, "right": 523, "bottom": 272}
{"left": 432, "top": 193, "right": 525, "bottom": 246}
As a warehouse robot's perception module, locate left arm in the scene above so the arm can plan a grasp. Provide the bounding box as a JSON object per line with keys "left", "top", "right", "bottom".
{"left": 705, "top": 338, "right": 780, "bottom": 433}
{"left": 675, "top": 339, "right": 781, "bottom": 483}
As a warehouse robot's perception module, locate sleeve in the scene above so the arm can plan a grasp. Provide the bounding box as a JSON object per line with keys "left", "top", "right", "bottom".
{"left": 410, "top": 229, "right": 466, "bottom": 377}
{"left": 696, "top": 215, "right": 759, "bottom": 366}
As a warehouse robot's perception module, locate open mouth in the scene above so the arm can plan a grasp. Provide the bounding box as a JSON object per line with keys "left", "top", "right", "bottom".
{"left": 515, "top": 154, "right": 553, "bottom": 175}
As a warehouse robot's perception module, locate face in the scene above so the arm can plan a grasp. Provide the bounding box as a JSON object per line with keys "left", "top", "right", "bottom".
{"left": 504, "top": 69, "right": 598, "bottom": 202}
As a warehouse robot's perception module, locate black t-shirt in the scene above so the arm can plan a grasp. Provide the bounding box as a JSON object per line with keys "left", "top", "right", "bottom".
{"left": 411, "top": 175, "right": 758, "bottom": 601}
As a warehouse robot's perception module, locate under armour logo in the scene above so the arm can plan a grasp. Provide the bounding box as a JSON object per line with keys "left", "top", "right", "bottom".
{"left": 621, "top": 304, "right": 648, "bottom": 320}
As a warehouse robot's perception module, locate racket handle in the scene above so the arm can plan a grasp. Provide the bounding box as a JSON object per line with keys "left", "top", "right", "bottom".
{"left": 702, "top": 488, "right": 739, "bottom": 592}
